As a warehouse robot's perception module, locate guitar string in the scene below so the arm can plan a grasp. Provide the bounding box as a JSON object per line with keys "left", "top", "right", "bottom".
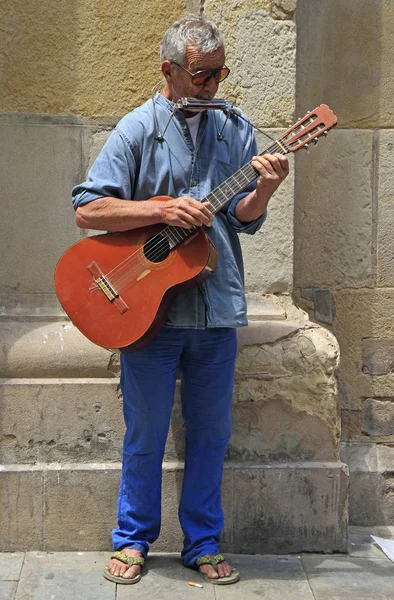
{"left": 98, "top": 142, "right": 287, "bottom": 293}
{"left": 103, "top": 164, "right": 264, "bottom": 290}
{"left": 103, "top": 142, "right": 287, "bottom": 292}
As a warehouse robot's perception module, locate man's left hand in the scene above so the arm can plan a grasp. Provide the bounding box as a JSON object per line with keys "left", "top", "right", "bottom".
{"left": 251, "top": 153, "right": 289, "bottom": 201}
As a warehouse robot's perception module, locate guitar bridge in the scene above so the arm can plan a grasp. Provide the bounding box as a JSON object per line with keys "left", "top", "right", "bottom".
{"left": 95, "top": 275, "right": 119, "bottom": 301}
{"left": 87, "top": 262, "right": 129, "bottom": 314}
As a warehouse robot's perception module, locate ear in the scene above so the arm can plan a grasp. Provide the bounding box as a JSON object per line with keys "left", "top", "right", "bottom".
{"left": 161, "top": 60, "right": 173, "bottom": 82}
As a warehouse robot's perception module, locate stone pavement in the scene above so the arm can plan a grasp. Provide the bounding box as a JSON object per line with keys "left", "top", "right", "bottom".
{"left": 1, "top": 527, "right": 394, "bottom": 600}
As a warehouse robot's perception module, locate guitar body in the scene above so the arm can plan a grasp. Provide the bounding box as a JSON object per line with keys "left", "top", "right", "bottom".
{"left": 54, "top": 218, "right": 217, "bottom": 352}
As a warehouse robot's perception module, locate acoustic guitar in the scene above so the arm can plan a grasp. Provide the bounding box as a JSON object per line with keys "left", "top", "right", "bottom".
{"left": 54, "top": 104, "right": 337, "bottom": 352}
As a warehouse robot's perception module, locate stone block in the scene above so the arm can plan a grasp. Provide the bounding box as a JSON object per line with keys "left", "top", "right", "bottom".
{"left": 341, "top": 441, "right": 394, "bottom": 526}
{"left": 213, "top": 555, "right": 315, "bottom": 600}
{"left": 241, "top": 140, "right": 294, "bottom": 294}
{"left": 205, "top": 1, "right": 295, "bottom": 127}
{"left": 361, "top": 398, "right": 394, "bottom": 436}
{"left": 301, "top": 554, "right": 394, "bottom": 600}
{"left": 0, "top": 0, "right": 185, "bottom": 116}
{"left": 43, "top": 466, "right": 119, "bottom": 551}
{"left": 0, "top": 553, "right": 24, "bottom": 580}
{"left": 294, "top": 130, "right": 374, "bottom": 290}
{"left": 0, "top": 582, "right": 17, "bottom": 600}
{"left": 231, "top": 462, "right": 348, "bottom": 553}
{"left": 302, "top": 288, "right": 336, "bottom": 325}
{"left": 0, "top": 379, "right": 123, "bottom": 464}
{"left": 332, "top": 289, "right": 394, "bottom": 409}
{"left": 271, "top": 0, "right": 297, "bottom": 20}
{"left": 0, "top": 469, "right": 43, "bottom": 551}
{"left": 14, "top": 551, "right": 114, "bottom": 600}
{"left": 341, "top": 409, "right": 363, "bottom": 441}
{"left": 377, "top": 131, "right": 394, "bottom": 285}
{"left": 0, "top": 118, "right": 84, "bottom": 296}
{"left": 362, "top": 338, "right": 394, "bottom": 375}
{"left": 296, "top": 0, "right": 394, "bottom": 128}
{"left": 1, "top": 461, "right": 348, "bottom": 553}
{"left": 233, "top": 323, "right": 340, "bottom": 461}
{"left": 0, "top": 321, "right": 115, "bottom": 378}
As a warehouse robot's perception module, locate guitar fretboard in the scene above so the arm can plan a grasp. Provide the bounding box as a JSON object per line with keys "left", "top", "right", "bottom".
{"left": 163, "top": 139, "right": 288, "bottom": 249}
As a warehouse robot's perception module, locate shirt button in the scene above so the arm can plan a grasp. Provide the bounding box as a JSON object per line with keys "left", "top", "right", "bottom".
{"left": 192, "top": 180, "right": 197, "bottom": 186}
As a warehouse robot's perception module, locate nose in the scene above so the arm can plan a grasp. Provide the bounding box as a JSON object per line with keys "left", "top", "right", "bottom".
{"left": 203, "top": 75, "right": 219, "bottom": 95}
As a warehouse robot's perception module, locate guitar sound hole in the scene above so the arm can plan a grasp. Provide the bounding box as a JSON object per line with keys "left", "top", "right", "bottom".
{"left": 143, "top": 235, "right": 171, "bottom": 263}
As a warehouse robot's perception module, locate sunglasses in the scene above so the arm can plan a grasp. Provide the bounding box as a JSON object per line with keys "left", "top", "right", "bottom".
{"left": 171, "top": 61, "right": 230, "bottom": 86}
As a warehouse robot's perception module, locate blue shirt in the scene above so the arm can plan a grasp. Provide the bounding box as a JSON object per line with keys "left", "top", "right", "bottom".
{"left": 72, "top": 93, "right": 266, "bottom": 328}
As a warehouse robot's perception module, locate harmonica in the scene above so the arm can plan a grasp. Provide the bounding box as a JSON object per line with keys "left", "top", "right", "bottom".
{"left": 176, "top": 97, "right": 234, "bottom": 112}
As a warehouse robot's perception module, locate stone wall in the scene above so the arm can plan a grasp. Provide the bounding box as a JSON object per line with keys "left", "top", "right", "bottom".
{"left": 0, "top": 0, "right": 351, "bottom": 552}
{"left": 294, "top": 0, "right": 394, "bottom": 525}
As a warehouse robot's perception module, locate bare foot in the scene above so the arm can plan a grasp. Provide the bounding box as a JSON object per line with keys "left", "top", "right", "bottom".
{"left": 107, "top": 548, "right": 143, "bottom": 580}
{"left": 198, "top": 556, "right": 233, "bottom": 580}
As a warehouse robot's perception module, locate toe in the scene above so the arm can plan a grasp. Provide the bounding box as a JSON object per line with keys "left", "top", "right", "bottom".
{"left": 200, "top": 564, "right": 219, "bottom": 579}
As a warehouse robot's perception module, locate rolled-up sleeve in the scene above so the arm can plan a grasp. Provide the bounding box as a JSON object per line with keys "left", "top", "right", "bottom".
{"left": 72, "top": 129, "right": 137, "bottom": 210}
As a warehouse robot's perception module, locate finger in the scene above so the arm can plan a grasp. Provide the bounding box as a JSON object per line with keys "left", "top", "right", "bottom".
{"left": 183, "top": 201, "right": 213, "bottom": 226}
{"left": 252, "top": 157, "right": 274, "bottom": 176}
{"left": 265, "top": 153, "right": 289, "bottom": 175}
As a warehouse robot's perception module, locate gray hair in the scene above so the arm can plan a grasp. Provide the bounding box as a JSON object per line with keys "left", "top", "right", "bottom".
{"left": 160, "top": 14, "right": 224, "bottom": 65}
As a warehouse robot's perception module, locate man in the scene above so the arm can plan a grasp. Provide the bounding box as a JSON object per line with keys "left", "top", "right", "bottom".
{"left": 72, "top": 14, "right": 288, "bottom": 585}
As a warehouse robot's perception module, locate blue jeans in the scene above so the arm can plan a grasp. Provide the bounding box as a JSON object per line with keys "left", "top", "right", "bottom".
{"left": 111, "top": 327, "right": 238, "bottom": 566}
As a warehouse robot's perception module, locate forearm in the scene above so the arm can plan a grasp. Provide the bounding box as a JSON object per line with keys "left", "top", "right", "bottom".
{"left": 235, "top": 152, "right": 289, "bottom": 223}
{"left": 234, "top": 188, "right": 270, "bottom": 223}
{"left": 75, "top": 197, "right": 164, "bottom": 231}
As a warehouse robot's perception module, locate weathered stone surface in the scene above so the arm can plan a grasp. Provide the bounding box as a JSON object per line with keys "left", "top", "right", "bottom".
{"left": 377, "top": 130, "right": 394, "bottom": 286}
{"left": 0, "top": 582, "right": 17, "bottom": 600}
{"left": 362, "top": 338, "right": 394, "bottom": 375}
{"left": 341, "top": 441, "right": 394, "bottom": 525}
{"left": 332, "top": 290, "right": 394, "bottom": 409}
{"left": 0, "top": 321, "right": 114, "bottom": 378}
{"left": 242, "top": 136, "right": 294, "bottom": 293}
{"left": 232, "top": 463, "right": 348, "bottom": 553}
{"left": 0, "top": 379, "right": 123, "bottom": 464}
{"left": 361, "top": 398, "right": 394, "bottom": 437}
{"left": 1, "top": 462, "right": 348, "bottom": 553}
{"left": 14, "top": 552, "right": 114, "bottom": 600}
{"left": 0, "top": 119, "right": 84, "bottom": 295}
{"left": 43, "top": 466, "right": 119, "bottom": 551}
{"left": 0, "top": 0, "right": 185, "bottom": 117}
{"left": 302, "top": 288, "right": 336, "bottom": 324}
{"left": 271, "top": 0, "right": 297, "bottom": 20}
{"left": 0, "top": 469, "right": 43, "bottom": 551}
{"left": 205, "top": 1, "right": 295, "bottom": 127}
{"left": 0, "top": 553, "right": 24, "bottom": 581}
{"left": 294, "top": 130, "right": 373, "bottom": 290}
{"left": 236, "top": 325, "right": 339, "bottom": 413}
{"left": 301, "top": 554, "right": 394, "bottom": 600}
{"left": 213, "top": 554, "right": 314, "bottom": 600}
{"left": 296, "top": 0, "right": 394, "bottom": 128}
{"left": 341, "top": 409, "right": 362, "bottom": 441}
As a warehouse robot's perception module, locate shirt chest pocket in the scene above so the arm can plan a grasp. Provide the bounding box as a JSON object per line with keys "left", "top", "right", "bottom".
{"left": 208, "top": 157, "right": 242, "bottom": 193}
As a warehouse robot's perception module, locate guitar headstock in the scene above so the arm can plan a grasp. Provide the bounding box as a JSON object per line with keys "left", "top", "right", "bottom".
{"left": 280, "top": 105, "right": 337, "bottom": 153}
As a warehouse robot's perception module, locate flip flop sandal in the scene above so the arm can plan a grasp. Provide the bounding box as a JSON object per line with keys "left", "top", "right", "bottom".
{"left": 103, "top": 551, "right": 144, "bottom": 584}
{"left": 196, "top": 553, "right": 240, "bottom": 585}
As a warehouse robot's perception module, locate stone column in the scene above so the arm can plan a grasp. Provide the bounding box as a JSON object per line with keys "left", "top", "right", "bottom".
{"left": 294, "top": 0, "right": 394, "bottom": 525}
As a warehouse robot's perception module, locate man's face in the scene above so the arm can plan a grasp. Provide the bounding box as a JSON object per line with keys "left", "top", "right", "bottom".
{"left": 169, "top": 44, "right": 226, "bottom": 103}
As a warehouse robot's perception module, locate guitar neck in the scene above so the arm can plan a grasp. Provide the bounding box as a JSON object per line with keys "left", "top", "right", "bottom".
{"left": 164, "top": 138, "right": 288, "bottom": 249}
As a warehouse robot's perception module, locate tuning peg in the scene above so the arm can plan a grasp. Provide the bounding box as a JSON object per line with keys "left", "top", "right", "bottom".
{"left": 303, "top": 144, "right": 309, "bottom": 150}
{"left": 323, "top": 131, "right": 328, "bottom": 137}
{"left": 313, "top": 138, "right": 319, "bottom": 145}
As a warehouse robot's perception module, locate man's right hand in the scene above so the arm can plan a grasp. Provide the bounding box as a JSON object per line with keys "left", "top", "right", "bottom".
{"left": 159, "top": 196, "right": 214, "bottom": 229}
